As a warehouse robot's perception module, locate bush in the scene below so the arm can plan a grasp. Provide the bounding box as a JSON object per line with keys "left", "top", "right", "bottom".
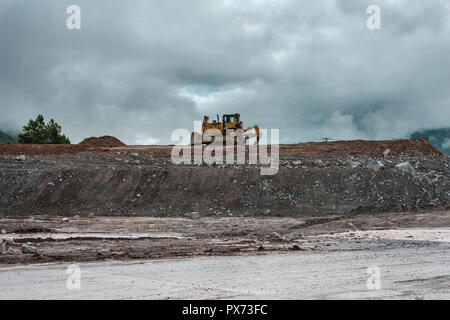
{"left": 18, "top": 114, "right": 70, "bottom": 144}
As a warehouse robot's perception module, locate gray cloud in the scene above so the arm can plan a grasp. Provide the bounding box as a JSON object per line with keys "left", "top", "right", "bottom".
{"left": 0, "top": 0, "right": 449, "bottom": 144}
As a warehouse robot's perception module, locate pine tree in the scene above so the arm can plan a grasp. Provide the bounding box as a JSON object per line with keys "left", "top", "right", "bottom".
{"left": 18, "top": 114, "right": 70, "bottom": 144}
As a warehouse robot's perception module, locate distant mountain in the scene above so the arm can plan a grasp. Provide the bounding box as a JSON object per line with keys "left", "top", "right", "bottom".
{"left": 0, "top": 130, "right": 17, "bottom": 144}
{"left": 410, "top": 128, "right": 450, "bottom": 156}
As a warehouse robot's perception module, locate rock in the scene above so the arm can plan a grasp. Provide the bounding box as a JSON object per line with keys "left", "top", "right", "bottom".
{"left": 347, "top": 160, "right": 361, "bottom": 168}
{"left": 136, "top": 193, "right": 141, "bottom": 198}
{"left": 395, "top": 162, "right": 415, "bottom": 173}
{"left": 291, "top": 244, "right": 302, "bottom": 251}
{"left": 190, "top": 212, "right": 201, "bottom": 219}
{"left": 382, "top": 148, "right": 391, "bottom": 155}
{"left": 409, "top": 150, "right": 424, "bottom": 157}
{"left": 366, "top": 160, "right": 384, "bottom": 171}
{"left": 429, "top": 177, "right": 439, "bottom": 184}
{"left": 21, "top": 244, "right": 37, "bottom": 254}
{"left": 73, "top": 215, "right": 80, "bottom": 219}
{"left": 263, "top": 209, "right": 271, "bottom": 215}
{"left": 62, "top": 217, "right": 69, "bottom": 221}
{"left": 285, "top": 232, "right": 303, "bottom": 240}
{"left": 4, "top": 237, "right": 14, "bottom": 246}
{"left": 271, "top": 232, "right": 288, "bottom": 241}
{"left": 314, "top": 159, "right": 325, "bottom": 167}
{"left": 1, "top": 229, "right": 6, "bottom": 234}
{"left": 14, "top": 155, "right": 26, "bottom": 161}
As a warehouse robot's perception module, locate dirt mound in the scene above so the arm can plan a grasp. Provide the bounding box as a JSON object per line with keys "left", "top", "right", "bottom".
{"left": 281, "top": 138, "right": 444, "bottom": 157}
{"left": 78, "top": 136, "right": 125, "bottom": 148}
{"left": 0, "top": 138, "right": 444, "bottom": 157}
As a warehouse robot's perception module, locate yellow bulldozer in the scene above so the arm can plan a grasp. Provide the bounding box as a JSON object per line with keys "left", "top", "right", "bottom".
{"left": 191, "top": 113, "right": 261, "bottom": 145}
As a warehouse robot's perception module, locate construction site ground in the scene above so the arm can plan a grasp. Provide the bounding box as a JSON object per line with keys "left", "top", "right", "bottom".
{"left": 0, "top": 137, "right": 449, "bottom": 298}
{"left": 0, "top": 210, "right": 449, "bottom": 266}
{"left": 1, "top": 222, "right": 449, "bottom": 299}
{"left": 1, "top": 138, "right": 449, "bottom": 218}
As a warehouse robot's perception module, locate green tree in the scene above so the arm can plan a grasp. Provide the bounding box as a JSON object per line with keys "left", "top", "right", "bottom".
{"left": 18, "top": 114, "right": 70, "bottom": 144}
{"left": 45, "top": 119, "right": 70, "bottom": 144}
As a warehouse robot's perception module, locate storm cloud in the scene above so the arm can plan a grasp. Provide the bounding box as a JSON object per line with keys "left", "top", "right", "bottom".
{"left": 1, "top": 0, "right": 449, "bottom": 144}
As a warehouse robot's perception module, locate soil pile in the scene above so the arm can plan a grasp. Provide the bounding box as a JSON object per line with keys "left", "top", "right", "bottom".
{"left": 78, "top": 136, "right": 125, "bottom": 148}
{"left": 281, "top": 138, "right": 443, "bottom": 157}
{"left": 0, "top": 138, "right": 444, "bottom": 157}
{"left": 0, "top": 144, "right": 84, "bottom": 156}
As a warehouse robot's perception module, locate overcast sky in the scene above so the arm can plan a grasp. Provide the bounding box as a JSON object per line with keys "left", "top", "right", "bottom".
{"left": 1, "top": 0, "right": 449, "bottom": 144}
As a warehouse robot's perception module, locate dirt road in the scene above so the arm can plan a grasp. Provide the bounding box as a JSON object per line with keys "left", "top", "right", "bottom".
{"left": 1, "top": 233, "right": 449, "bottom": 299}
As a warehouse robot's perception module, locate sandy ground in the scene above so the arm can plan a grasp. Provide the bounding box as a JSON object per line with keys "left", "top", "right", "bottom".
{"left": 0, "top": 239, "right": 449, "bottom": 299}
{"left": 319, "top": 228, "right": 450, "bottom": 242}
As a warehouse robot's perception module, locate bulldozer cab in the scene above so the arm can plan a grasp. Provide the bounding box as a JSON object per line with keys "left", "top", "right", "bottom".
{"left": 223, "top": 114, "right": 238, "bottom": 124}
{"left": 222, "top": 114, "right": 241, "bottom": 130}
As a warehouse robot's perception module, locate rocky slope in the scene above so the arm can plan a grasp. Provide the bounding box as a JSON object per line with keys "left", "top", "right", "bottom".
{"left": 0, "top": 150, "right": 448, "bottom": 217}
